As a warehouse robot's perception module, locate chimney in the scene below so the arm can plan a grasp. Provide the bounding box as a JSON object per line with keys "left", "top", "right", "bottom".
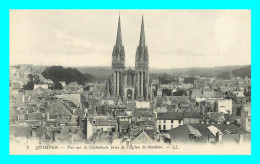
{"left": 154, "top": 111, "right": 157, "bottom": 118}
{"left": 22, "top": 93, "right": 25, "bottom": 103}
{"left": 52, "top": 131, "right": 55, "bottom": 141}
{"left": 47, "top": 111, "right": 50, "bottom": 121}
{"left": 216, "top": 131, "right": 223, "bottom": 144}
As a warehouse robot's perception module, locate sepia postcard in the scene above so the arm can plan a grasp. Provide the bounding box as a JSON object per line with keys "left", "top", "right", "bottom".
{"left": 9, "top": 9, "right": 251, "bottom": 155}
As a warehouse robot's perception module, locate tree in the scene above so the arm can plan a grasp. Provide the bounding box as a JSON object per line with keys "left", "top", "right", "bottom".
{"left": 42, "top": 66, "right": 96, "bottom": 85}
{"left": 84, "top": 85, "right": 90, "bottom": 91}
{"left": 33, "top": 75, "right": 40, "bottom": 84}
{"left": 172, "top": 89, "right": 187, "bottom": 96}
{"left": 24, "top": 81, "right": 34, "bottom": 90}
{"left": 184, "top": 77, "right": 196, "bottom": 84}
{"left": 49, "top": 82, "right": 63, "bottom": 90}
{"left": 24, "top": 74, "right": 35, "bottom": 90}
{"left": 159, "top": 73, "right": 176, "bottom": 84}
{"left": 28, "top": 74, "right": 33, "bottom": 81}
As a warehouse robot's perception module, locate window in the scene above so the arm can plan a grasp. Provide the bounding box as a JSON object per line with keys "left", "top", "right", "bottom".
{"left": 159, "top": 125, "right": 161, "bottom": 130}
{"left": 163, "top": 120, "right": 166, "bottom": 123}
{"left": 163, "top": 125, "right": 166, "bottom": 130}
{"left": 171, "top": 120, "right": 173, "bottom": 123}
{"left": 189, "top": 134, "right": 195, "bottom": 140}
{"left": 112, "top": 127, "right": 115, "bottom": 132}
{"left": 179, "top": 120, "right": 182, "bottom": 124}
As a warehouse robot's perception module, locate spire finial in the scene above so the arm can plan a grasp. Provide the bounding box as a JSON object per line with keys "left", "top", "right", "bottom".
{"left": 116, "top": 13, "right": 122, "bottom": 46}
{"left": 139, "top": 14, "right": 145, "bottom": 46}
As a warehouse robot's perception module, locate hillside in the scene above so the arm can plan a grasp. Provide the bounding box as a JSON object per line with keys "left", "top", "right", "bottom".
{"left": 216, "top": 71, "right": 232, "bottom": 80}
{"left": 216, "top": 66, "right": 251, "bottom": 79}
{"left": 75, "top": 65, "right": 250, "bottom": 81}
{"left": 37, "top": 65, "right": 251, "bottom": 84}
{"left": 232, "top": 66, "right": 251, "bottom": 78}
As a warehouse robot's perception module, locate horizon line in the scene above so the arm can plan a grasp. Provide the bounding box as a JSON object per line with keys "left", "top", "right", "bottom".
{"left": 10, "top": 63, "right": 251, "bottom": 70}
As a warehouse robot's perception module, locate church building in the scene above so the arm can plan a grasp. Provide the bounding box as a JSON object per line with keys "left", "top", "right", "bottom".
{"left": 107, "top": 14, "right": 153, "bottom": 102}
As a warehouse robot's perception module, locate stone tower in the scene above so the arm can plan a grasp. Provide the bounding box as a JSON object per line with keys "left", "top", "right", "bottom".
{"left": 135, "top": 15, "right": 149, "bottom": 101}
{"left": 112, "top": 14, "right": 125, "bottom": 97}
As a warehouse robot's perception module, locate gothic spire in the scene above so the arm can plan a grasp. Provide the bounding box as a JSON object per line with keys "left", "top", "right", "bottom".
{"left": 116, "top": 13, "right": 122, "bottom": 46}
{"left": 139, "top": 14, "right": 146, "bottom": 46}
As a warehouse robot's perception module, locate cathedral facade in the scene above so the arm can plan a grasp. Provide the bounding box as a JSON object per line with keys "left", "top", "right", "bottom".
{"left": 107, "top": 15, "right": 153, "bottom": 102}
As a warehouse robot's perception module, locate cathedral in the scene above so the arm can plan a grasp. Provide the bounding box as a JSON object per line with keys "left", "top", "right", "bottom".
{"left": 106, "top": 14, "right": 153, "bottom": 102}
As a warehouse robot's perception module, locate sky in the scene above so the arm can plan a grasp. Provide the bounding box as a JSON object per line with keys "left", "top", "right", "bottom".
{"left": 10, "top": 10, "right": 251, "bottom": 69}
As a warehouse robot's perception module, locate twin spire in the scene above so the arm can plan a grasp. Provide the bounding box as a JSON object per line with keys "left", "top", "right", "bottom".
{"left": 115, "top": 14, "right": 146, "bottom": 47}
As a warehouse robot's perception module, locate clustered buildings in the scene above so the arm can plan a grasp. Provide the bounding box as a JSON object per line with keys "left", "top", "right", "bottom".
{"left": 9, "top": 15, "right": 251, "bottom": 147}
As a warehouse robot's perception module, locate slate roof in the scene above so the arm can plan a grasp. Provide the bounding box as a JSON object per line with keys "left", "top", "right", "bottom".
{"left": 179, "top": 103, "right": 190, "bottom": 108}
{"left": 55, "top": 126, "right": 84, "bottom": 142}
{"left": 115, "top": 110, "right": 127, "bottom": 117}
{"left": 184, "top": 112, "right": 201, "bottom": 118}
{"left": 133, "top": 111, "right": 155, "bottom": 118}
{"left": 48, "top": 99, "right": 71, "bottom": 116}
{"left": 189, "top": 123, "right": 250, "bottom": 135}
{"left": 132, "top": 130, "right": 155, "bottom": 144}
{"left": 119, "top": 121, "right": 129, "bottom": 129}
{"left": 213, "top": 124, "right": 250, "bottom": 134}
{"left": 186, "top": 124, "right": 202, "bottom": 136}
{"left": 51, "top": 126, "right": 62, "bottom": 132}
{"left": 56, "top": 115, "right": 68, "bottom": 124}
{"left": 169, "top": 124, "right": 202, "bottom": 137}
{"left": 157, "top": 112, "right": 184, "bottom": 120}
{"left": 166, "top": 105, "right": 176, "bottom": 111}
{"left": 87, "top": 108, "right": 95, "bottom": 115}
{"left": 58, "top": 94, "right": 82, "bottom": 107}
{"left": 27, "top": 112, "right": 42, "bottom": 121}
{"left": 90, "top": 118, "right": 118, "bottom": 126}
{"left": 133, "top": 129, "right": 157, "bottom": 140}
{"left": 74, "top": 109, "right": 86, "bottom": 116}
{"left": 170, "top": 96, "right": 190, "bottom": 102}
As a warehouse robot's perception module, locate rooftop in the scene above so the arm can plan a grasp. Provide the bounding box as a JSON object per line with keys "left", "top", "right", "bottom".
{"left": 157, "top": 112, "right": 184, "bottom": 120}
